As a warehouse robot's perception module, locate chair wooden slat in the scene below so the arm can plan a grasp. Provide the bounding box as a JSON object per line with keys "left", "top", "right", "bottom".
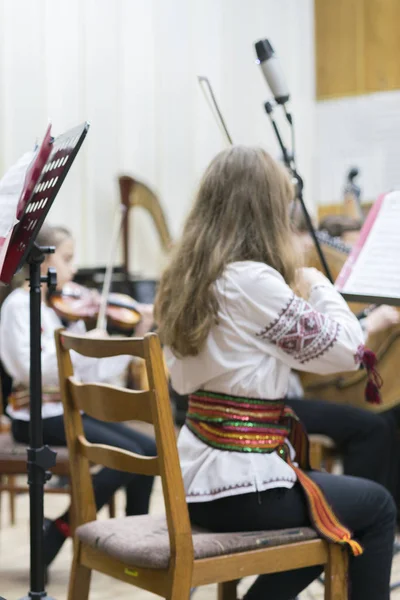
{"left": 192, "top": 540, "right": 328, "bottom": 586}
{"left": 77, "top": 436, "right": 159, "bottom": 476}
{"left": 60, "top": 331, "right": 146, "bottom": 359}
{"left": 68, "top": 379, "right": 153, "bottom": 423}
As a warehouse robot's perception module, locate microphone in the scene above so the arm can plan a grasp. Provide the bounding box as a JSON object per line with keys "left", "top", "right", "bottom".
{"left": 254, "top": 39, "right": 290, "bottom": 105}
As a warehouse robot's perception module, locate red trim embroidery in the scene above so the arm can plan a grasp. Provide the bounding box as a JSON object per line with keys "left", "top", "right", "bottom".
{"left": 256, "top": 295, "right": 339, "bottom": 364}
{"left": 354, "top": 344, "right": 365, "bottom": 364}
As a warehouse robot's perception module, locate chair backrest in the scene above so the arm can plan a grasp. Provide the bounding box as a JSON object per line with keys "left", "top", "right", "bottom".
{"left": 118, "top": 175, "right": 172, "bottom": 275}
{"left": 54, "top": 330, "right": 194, "bottom": 563}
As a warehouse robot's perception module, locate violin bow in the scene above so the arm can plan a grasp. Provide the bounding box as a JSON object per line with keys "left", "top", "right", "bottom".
{"left": 96, "top": 204, "right": 127, "bottom": 331}
{"left": 198, "top": 76, "right": 234, "bottom": 146}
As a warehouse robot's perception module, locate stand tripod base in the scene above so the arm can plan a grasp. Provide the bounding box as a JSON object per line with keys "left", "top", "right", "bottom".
{"left": 19, "top": 597, "right": 57, "bottom": 600}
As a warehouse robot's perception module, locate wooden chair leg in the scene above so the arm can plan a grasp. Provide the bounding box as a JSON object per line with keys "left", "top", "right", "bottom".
{"left": 324, "top": 543, "right": 348, "bottom": 600}
{"left": 167, "top": 564, "right": 193, "bottom": 599}
{"left": 108, "top": 494, "right": 116, "bottom": 518}
{"left": 218, "top": 580, "right": 238, "bottom": 600}
{"left": 324, "top": 454, "right": 336, "bottom": 473}
{"left": 68, "top": 540, "right": 92, "bottom": 600}
{"left": 8, "top": 475, "right": 16, "bottom": 525}
{"left": 167, "top": 583, "right": 192, "bottom": 600}
{"left": 309, "top": 441, "right": 324, "bottom": 470}
{"left": 0, "top": 474, "right": 3, "bottom": 527}
{"left": 69, "top": 486, "right": 76, "bottom": 535}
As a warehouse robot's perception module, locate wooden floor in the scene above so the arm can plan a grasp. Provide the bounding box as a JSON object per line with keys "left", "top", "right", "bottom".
{"left": 1, "top": 476, "right": 400, "bottom": 599}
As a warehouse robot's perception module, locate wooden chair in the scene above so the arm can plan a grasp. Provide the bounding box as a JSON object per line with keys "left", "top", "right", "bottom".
{"left": 0, "top": 383, "right": 115, "bottom": 528}
{"left": 0, "top": 367, "right": 74, "bottom": 526}
{"left": 55, "top": 329, "right": 349, "bottom": 600}
{"left": 309, "top": 434, "right": 336, "bottom": 473}
{"left": 0, "top": 431, "right": 72, "bottom": 527}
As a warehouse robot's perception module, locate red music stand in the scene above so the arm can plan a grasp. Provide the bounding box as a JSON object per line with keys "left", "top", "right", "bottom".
{"left": 0, "top": 122, "right": 89, "bottom": 600}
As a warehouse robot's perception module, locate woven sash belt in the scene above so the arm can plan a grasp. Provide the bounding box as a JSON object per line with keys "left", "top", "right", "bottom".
{"left": 187, "top": 390, "right": 362, "bottom": 556}
{"left": 9, "top": 386, "right": 61, "bottom": 411}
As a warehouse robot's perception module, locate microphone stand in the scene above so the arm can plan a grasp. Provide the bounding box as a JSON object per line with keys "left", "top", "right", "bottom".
{"left": 263, "top": 101, "right": 333, "bottom": 283}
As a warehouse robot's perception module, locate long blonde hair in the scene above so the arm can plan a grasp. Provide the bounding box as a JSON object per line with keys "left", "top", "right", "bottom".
{"left": 155, "top": 146, "right": 296, "bottom": 357}
{"left": 7, "top": 224, "right": 72, "bottom": 292}
{"left": 36, "top": 223, "right": 72, "bottom": 249}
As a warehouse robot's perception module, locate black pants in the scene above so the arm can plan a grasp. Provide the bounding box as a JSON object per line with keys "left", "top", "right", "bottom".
{"left": 189, "top": 472, "right": 396, "bottom": 599}
{"left": 12, "top": 415, "right": 156, "bottom": 517}
{"left": 286, "top": 397, "right": 399, "bottom": 499}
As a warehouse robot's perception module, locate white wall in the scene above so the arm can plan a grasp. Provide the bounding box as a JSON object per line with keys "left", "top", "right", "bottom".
{"left": 0, "top": 0, "right": 316, "bottom": 276}
{"left": 316, "top": 90, "right": 400, "bottom": 206}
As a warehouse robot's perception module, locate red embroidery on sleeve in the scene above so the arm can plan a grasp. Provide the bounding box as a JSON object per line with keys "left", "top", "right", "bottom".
{"left": 256, "top": 295, "right": 339, "bottom": 364}
{"left": 354, "top": 344, "right": 365, "bottom": 364}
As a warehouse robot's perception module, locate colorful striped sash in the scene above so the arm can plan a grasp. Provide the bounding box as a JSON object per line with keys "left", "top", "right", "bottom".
{"left": 187, "top": 390, "right": 362, "bottom": 557}
{"left": 9, "top": 386, "right": 61, "bottom": 410}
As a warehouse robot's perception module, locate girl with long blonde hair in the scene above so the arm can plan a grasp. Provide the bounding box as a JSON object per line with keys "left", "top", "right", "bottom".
{"left": 0, "top": 224, "right": 156, "bottom": 579}
{"left": 155, "top": 146, "right": 395, "bottom": 599}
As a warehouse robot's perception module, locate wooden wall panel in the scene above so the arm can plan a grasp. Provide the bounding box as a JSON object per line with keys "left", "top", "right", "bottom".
{"left": 315, "top": 0, "right": 400, "bottom": 100}
{"left": 364, "top": 0, "right": 400, "bottom": 93}
{"left": 315, "top": 0, "right": 365, "bottom": 99}
{"left": 317, "top": 202, "right": 372, "bottom": 221}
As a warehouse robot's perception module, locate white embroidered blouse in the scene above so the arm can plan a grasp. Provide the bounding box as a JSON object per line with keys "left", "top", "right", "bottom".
{"left": 165, "top": 261, "right": 365, "bottom": 503}
{"left": 0, "top": 288, "right": 131, "bottom": 421}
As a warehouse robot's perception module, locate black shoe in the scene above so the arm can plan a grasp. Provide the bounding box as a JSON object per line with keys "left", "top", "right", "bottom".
{"left": 43, "top": 517, "right": 68, "bottom": 567}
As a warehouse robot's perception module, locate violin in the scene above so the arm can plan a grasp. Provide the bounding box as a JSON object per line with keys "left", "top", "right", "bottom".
{"left": 49, "top": 282, "right": 142, "bottom": 332}
{"left": 51, "top": 206, "right": 147, "bottom": 334}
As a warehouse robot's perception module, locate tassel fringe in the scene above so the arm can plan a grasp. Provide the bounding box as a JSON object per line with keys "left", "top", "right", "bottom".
{"left": 291, "top": 461, "right": 363, "bottom": 556}
{"left": 361, "top": 348, "right": 383, "bottom": 405}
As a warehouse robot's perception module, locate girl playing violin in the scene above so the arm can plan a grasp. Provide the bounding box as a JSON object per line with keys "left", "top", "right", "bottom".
{"left": 0, "top": 224, "right": 156, "bottom": 575}
{"left": 155, "top": 146, "right": 395, "bottom": 599}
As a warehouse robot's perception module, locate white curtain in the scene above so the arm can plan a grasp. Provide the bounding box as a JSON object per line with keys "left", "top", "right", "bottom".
{"left": 0, "top": 0, "right": 315, "bottom": 276}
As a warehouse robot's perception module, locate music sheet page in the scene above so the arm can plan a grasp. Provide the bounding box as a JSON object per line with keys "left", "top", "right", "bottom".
{"left": 335, "top": 191, "right": 400, "bottom": 299}
{"left": 0, "top": 151, "right": 35, "bottom": 238}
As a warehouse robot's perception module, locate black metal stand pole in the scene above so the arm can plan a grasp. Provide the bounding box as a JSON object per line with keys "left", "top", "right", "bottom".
{"left": 263, "top": 102, "right": 334, "bottom": 283}
{"left": 19, "top": 244, "right": 57, "bottom": 600}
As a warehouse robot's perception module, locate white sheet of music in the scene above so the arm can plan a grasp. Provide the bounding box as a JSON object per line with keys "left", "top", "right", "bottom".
{"left": 335, "top": 191, "right": 400, "bottom": 300}
{"left": 0, "top": 151, "right": 34, "bottom": 238}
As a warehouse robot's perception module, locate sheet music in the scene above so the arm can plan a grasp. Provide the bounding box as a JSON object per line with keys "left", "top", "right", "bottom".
{"left": 0, "top": 123, "right": 52, "bottom": 250}
{"left": 0, "top": 150, "right": 35, "bottom": 238}
{"left": 335, "top": 191, "right": 400, "bottom": 298}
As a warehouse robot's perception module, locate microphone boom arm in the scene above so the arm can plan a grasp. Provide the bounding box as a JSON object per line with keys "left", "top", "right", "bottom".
{"left": 264, "top": 102, "right": 333, "bottom": 283}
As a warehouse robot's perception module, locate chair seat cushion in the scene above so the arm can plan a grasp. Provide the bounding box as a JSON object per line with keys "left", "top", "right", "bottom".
{"left": 76, "top": 514, "right": 318, "bottom": 569}
{"left": 0, "top": 432, "right": 69, "bottom": 462}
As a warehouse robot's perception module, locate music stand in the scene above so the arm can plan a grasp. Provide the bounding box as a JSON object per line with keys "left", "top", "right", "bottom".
{"left": 335, "top": 191, "right": 400, "bottom": 308}
{"left": 340, "top": 292, "right": 400, "bottom": 307}
{"left": 0, "top": 122, "right": 89, "bottom": 600}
